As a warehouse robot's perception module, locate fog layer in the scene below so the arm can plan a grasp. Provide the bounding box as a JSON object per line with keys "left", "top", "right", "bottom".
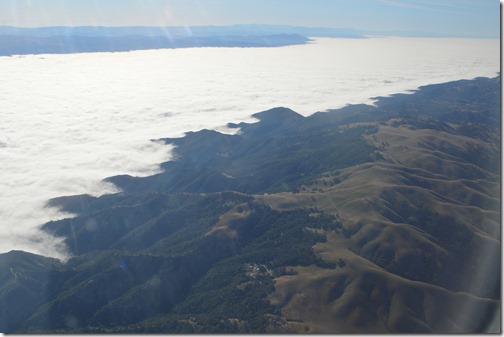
{"left": 0, "top": 37, "right": 498, "bottom": 259}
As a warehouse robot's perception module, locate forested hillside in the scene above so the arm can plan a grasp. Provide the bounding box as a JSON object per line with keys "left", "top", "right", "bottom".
{"left": 0, "top": 76, "right": 500, "bottom": 333}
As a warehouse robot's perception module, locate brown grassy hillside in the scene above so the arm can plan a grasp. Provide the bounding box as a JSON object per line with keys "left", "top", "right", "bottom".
{"left": 260, "top": 113, "right": 500, "bottom": 332}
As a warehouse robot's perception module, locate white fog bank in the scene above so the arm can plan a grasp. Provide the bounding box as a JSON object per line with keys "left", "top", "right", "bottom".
{"left": 0, "top": 37, "right": 499, "bottom": 259}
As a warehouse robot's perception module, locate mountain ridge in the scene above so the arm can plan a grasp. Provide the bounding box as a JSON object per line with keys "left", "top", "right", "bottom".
{"left": 0, "top": 75, "right": 500, "bottom": 333}
{"left": 0, "top": 24, "right": 361, "bottom": 56}
{"left": 1, "top": 24, "right": 495, "bottom": 56}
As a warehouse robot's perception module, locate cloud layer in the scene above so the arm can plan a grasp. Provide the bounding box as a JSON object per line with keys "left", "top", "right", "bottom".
{"left": 0, "top": 37, "right": 499, "bottom": 259}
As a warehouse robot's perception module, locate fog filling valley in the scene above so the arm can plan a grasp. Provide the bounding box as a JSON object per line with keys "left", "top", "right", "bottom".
{"left": 0, "top": 37, "right": 499, "bottom": 259}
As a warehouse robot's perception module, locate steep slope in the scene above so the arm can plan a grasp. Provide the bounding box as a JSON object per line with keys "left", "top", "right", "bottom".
{"left": 0, "top": 76, "right": 499, "bottom": 333}
{"left": 256, "top": 77, "right": 501, "bottom": 332}
{"left": 0, "top": 251, "right": 62, "bottom": 331}
{"left": 105, "top": 107, "right": 376, "bottom": 195}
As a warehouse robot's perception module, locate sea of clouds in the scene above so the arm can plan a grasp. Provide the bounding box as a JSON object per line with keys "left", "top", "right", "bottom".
{"left": 0, "top": 37, "right": 499, "bottom": 259}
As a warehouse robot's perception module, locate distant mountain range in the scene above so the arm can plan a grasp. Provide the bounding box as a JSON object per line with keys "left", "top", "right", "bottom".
{"left": 0, "top": 24, "right": 365, "bottom": 38}
{"left": 0, "top": 24, "right": 361, "bottom": 55}
{"left": 0, "top": 24, "right": 489, "bottom": 56}
{"left": 0, "top": 75, "right": 500, "bottom": 333}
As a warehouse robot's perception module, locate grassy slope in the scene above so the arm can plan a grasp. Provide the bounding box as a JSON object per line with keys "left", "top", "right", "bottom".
{"left": 0, "top": 76, "right": 499, "bottom": 333}
{"left": 134, "top": 76, "right": 500, "bottom": 333}
{"left": 259, "top": 115, "right": 500, "bottom": 332}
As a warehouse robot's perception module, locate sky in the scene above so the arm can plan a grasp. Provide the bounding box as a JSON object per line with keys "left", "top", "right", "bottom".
{"left": 0, "top": 0, "right": 500, "bottom": 38}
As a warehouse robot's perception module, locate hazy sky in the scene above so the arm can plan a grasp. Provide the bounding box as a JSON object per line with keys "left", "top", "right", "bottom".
{"left": 0, "top": 0, "right": 500, "bottom": 38}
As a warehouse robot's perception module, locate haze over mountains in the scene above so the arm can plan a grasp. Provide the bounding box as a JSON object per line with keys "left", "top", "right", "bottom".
{"left": 0, "top": 25, "right": 349, "bottom": 55}
{"left": 0, "top": 75, "right": 499, "bottom": 333}
{"left": 0, "top": 23, "right": 491, "bottom": 56}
